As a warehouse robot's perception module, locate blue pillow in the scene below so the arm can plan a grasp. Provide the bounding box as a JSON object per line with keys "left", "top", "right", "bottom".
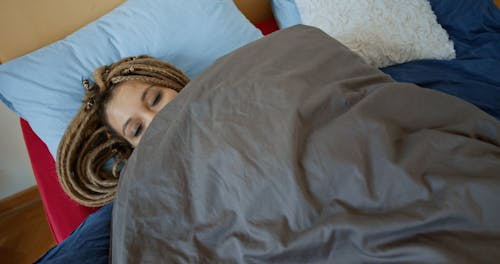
{"left": 270, "top": 0, "right": 302, "bottom": 28}
{"left": 0, "top": 0, "right": 262, "bottom": 159}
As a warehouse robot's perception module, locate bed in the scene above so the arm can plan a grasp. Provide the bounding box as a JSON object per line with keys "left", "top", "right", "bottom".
{"left": 1, "top": 0, "right": 499, "bottom": 262}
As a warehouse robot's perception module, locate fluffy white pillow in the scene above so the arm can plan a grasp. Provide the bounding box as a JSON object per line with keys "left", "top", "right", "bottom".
{"left": 294, "top": 0, "right": 456, "bottom": 67}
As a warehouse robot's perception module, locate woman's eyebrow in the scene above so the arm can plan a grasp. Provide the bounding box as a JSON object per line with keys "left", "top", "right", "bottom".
{"left": 122, "top": 85, "right": 156, "bottom": 137}
{"left": 141, "top": 84, "right": 156, "bottom": 102}
{"left": 122, "top": 118, "right": 131, "bottom": 136}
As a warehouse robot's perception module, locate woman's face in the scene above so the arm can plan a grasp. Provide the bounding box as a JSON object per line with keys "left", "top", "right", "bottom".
{"left": 105, "top": 80, "right": 178, "bottom": 146}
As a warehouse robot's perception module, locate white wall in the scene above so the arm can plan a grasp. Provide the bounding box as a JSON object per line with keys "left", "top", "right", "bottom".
{"left": 0, "top": 102, "right": 35, "bottom": 199}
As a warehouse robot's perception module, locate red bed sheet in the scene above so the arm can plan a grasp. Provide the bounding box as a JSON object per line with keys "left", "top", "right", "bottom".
{"left": 19, "top": 17, "right": 279, "bottom": 243}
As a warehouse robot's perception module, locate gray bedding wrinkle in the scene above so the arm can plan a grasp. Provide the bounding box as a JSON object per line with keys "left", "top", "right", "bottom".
{"left": 112, "top": 25, "right": 500, "bottom": 263}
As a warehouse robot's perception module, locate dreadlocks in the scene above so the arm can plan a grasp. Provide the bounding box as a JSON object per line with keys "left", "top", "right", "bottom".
{"left": 57, "top": 55, "right": 189, "bottom": 207}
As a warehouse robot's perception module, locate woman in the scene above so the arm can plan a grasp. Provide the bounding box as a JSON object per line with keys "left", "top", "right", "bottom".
{"left": 57, "top": 55, "right": 189, "bottom": 207}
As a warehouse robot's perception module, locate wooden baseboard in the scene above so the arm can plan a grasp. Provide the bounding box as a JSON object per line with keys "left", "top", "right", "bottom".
{"left": 0, "top": 186, "right": 40, "bottom": 214}
{"left": 0, "top": 185, "right": 56, "bottom": 263}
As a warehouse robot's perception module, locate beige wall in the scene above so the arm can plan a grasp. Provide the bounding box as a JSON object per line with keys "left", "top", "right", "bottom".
{"left": 0, "top": 103, "right": 35, "bottom": 199}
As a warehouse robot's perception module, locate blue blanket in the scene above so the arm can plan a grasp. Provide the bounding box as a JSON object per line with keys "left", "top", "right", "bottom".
{"left": 35, "top": 204, "right": 112, "bottom": 264}
{"left": 382, "top": 0, "right": 500, "bottom": 119}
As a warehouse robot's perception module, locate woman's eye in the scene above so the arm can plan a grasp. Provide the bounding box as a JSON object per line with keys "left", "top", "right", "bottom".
{"left": 151, "top": 93, "right": 162, "bottom": 107}
{"left": 133, "top": 124, "right": 143, "bottom": 138}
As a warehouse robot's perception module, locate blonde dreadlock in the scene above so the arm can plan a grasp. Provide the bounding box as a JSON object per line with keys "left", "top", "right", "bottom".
{"left": 57, "top": 55, "right": 189, "bottom": 207}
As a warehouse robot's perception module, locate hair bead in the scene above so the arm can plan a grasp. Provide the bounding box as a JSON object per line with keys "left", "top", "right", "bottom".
{"left": 85, "top": 97, "right": 96, "bottom": 111}
{"left": 82, "top": 79, "right": 91, "bottom": 90}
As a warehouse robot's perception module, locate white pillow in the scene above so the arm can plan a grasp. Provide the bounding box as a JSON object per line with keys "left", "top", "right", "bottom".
{"left": 294, "top": 0, "right": 456, "bottom": 67}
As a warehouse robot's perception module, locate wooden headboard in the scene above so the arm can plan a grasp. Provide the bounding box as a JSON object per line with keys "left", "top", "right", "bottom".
{"left": 0, "top": 0, "right": 272, "bottom": 63}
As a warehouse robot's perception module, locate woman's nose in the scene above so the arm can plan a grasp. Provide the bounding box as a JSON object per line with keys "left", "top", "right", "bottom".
{"left": 141, "top": 109, "right": 156, "bottom": 130}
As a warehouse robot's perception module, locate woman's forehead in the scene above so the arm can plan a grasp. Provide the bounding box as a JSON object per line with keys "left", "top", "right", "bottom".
{"left": 105, "top": 82, "right": 148, "bottom": 129}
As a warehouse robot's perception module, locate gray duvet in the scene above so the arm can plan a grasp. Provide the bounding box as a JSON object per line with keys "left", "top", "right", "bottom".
{"left": 112, "top": 26, "right": 500, "bottom": 263}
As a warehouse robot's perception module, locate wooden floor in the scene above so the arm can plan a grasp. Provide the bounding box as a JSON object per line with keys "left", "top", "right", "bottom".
{"left": 0, "top": 187, "right": 55, "bottom": 264}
